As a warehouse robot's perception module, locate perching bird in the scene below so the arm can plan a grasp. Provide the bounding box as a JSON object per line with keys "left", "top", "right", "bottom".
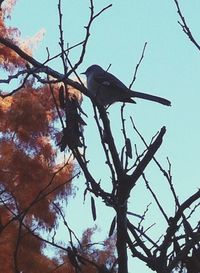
{"left": 82, "top": 65, "right": 171, "bottom": 107}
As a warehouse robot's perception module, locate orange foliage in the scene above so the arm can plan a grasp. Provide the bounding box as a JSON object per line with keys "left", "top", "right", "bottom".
{"left": 0, "top": 2, "right": 76, "bottom": 268}
{"left": 0, "top": 8, "right": 24, "bottom": 71}
{"left": 53, "top": 227, "right": 117, "bottom": 273}
{"left": 0, "top": 1, "right": 117, "bottom": 272}
{"left": 0, "top": 0, "right": 38, "bottom": 71}
{"left": 0, "top": 207, "right": 59, "bottom": 272}
{"left": 0, "top": 88, "right": 76, "bottom": 271}
{"left": 80, "top": 228, "right": 117, "bottom": 273}
{"left": 0, "top": 85, "right": 75, "bottom": 227}
{"left": 1, "top": 85, "right": 58, "bottom": 139}
{"left": 0, "top": 208, "right": 117, "bottom": 272}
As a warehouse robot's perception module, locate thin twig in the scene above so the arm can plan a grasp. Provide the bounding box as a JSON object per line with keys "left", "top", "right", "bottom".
{"left": 66, "top": 1, "right": 112, "bottom": 75}
{"left": 53, "top": 202, "right": 81, "bottom": 246}
{"left": 48, "top": 75, "right": 65, "bottom": 129}
{"left": 129, "top": 42, "right": 147, "bottom": 89}
{"left": 173, "top": 0, "right": 200, "bottom": 51}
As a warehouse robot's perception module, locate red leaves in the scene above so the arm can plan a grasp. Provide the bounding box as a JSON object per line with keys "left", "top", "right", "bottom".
{"left": 0, "top": 84, "right": 75, "bottom": 228}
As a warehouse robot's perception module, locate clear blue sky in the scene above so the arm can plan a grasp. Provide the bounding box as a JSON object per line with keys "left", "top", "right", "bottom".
{"left": 8, "top": 1, "right": 200, "bottom": 272}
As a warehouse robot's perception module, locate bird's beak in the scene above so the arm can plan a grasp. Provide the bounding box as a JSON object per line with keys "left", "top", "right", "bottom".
{"left": 81, "top": 71, "right": 86, "bottom": 75}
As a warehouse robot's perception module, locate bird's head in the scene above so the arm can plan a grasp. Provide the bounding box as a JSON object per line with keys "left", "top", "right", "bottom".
{"left": 81, "top": 64, "right": 103, "bottom": 76}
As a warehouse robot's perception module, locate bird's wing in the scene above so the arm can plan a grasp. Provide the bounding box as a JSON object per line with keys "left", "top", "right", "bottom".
{"left": 94, "top": 71, "right": 129, "bottom": 92}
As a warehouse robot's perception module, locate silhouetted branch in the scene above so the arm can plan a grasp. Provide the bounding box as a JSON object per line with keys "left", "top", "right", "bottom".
{"left": 97, "top": 104, "right": 123, "bottom": 177}
{"left": 93, "top": 104, "right": 116, "bottom": 183}
{"left": 66, "top": 1, "right": 112, "bottom": 76}
{"left": 142, "top": 173, "right": 169, "bottom": 223}
{"left": 58, "top": 0, "right": 68, "bottom": 75}
{"left": 53, "top": 202, "right": 81, "bottom": 246}
{"left": 159, "top": 189, "right": 200, "bottom": 269}
{"left": 174, "top": 0, "right": 200, "bottom": 51}
{"left": 127, "top": 221, "right": 152, "bottom": 258}
{"left": 0, "top": 36, "right": 91, "bottom": 97}
{"left": 129, "top": 42, "right": 147, "bottom": 89}
{"left": 129, "top": 126, "right": 166, "bottom": 190}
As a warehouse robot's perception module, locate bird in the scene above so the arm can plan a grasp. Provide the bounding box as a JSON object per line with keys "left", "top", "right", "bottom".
{"left": 82, "top": 65, "right": 171, "bottom": 107}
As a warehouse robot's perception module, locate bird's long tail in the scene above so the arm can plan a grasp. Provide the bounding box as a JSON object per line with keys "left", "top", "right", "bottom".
{"left": 131, "top": 90, "right": 171, "bottom": 106}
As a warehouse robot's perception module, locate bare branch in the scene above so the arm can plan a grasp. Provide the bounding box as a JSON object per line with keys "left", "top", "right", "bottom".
{"left": 159, "top": 189, "right": 200, "bottom": 266}
{"left": 129, "top": 126, "right": 166, "bottom": 190}
{"left": 174, "top": 0, "right": 200, "bottom": 51}
{"left": 129, "top": 42, "right": 147, "bottom": 89}
{"left": 0, "top": 37, "right": 90, "bottom": 97}
{"left": 66, "top": 1, "right": 112, "bottom": 75}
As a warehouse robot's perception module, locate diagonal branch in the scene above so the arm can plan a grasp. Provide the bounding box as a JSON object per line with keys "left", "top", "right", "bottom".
{"left": 173, "top": 0, "right": 200, "bottom": 51}
{"left": 129, "top": 42, "right": 147, "bottom": 89}
{"left": 97, "top": 104, "right": 123, "bottom": 177}
{"left": 0, "top": 37, "right": 90, "bottom": 97}
{"left": 129, "top": 126, "right": 166, "bottom": 190}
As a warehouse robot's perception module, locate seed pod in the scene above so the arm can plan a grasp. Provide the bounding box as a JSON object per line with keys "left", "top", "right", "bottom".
{"left": 59, "top": 85, "right": 65, "bottom": 108}
{"left": 126, "top": 138, "right": 132, "bottom": 159}
{"left": 91, "top": 196, "right": 96, "bottom": 221}
{"left": 109, "top": 216, "right": 116, "bottom": 237}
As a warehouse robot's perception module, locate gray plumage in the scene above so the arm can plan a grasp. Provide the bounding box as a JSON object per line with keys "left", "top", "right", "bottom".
{"left": 82, "top": 65, "right": 171, "bottom": 107}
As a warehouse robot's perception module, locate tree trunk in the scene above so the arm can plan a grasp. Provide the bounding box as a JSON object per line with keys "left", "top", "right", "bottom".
{"left": 116, "top": 199, "right": 128, "bottom": 273}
